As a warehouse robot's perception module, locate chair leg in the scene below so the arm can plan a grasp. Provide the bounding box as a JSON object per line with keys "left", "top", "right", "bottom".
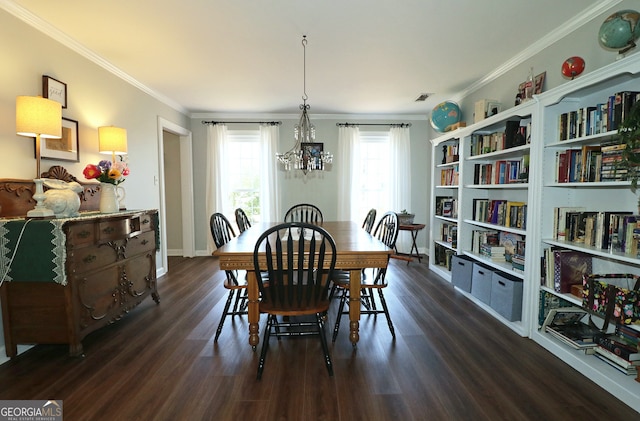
{"left": 332, "top": 288, "right": 348, "bottom": 342}
{"left": 257, "top": 314, "right": 274, "bottom": 380}
{"left": 214, "top": 289, "right": 235, "bottom": 342}
{"left": 377, "top": 289, "right": 395, "bottom": 339}
{"left": 316, "top": 313, "right": 334, "bottom": 376}
{"left": 368, "top": 288, "right": 377, "bottom": 310}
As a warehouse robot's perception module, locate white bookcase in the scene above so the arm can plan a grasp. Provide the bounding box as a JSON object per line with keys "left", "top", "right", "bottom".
{"left": 528, "top": 53, "right": 640, "bottom": 413}
{"left": 429, "top": 131, "right": 464, "bottom": 281}
{"left": 430, "top": 53, "right": 640, "bottom": 413}
{"left": 430, "top": 102, "right": 537, "bottom": 337}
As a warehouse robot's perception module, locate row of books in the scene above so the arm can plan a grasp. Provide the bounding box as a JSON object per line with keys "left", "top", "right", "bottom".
{"left": 435, "top": 196, "right": 458, "bottom": 218}
{"left": 440, "top": 165, "right": 459, "bottom": 186}
{"left": 541, "top": 247, "right": 591, "bottom": 294}
{"left": 472, "top": 230, "right": 525, "bottom": 263}
{"left": 553, "top": 207, "right": 639, "bottom": 254}
{"left": 441, "top": 143, "right": 459, "bottom": 164}
{"left": 434, "top": 243, "right": 455, "bottom": 270}
{"left": 473, "top": 155, "right": 529, "bottom": 185}
{"left": 543, "top": 308, "right": 640, "bottom": 376}
{"left": 472, "top": 199, "right": 527, "bottom": 229}
{"left": 469, "top": 119, "right": 531, "bottom": 156}
{"left": 557, "top": 90, "right": 640, "bottom": 140}
{"left": 439, "top": 223, "right": 457, "bottom": 247}
{"left": 554, "top": 137, "right": 629, "bottom": 183}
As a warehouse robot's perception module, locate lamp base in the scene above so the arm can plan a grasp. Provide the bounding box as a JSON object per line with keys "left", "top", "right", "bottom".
{"left": 27, "top": 178, "right": 54, "bottom": 219}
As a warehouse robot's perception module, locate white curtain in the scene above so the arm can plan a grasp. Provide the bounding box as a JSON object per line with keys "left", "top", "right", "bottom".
{"left": 337, "top": 125, "right": 360, "bottom": 221}
{"left": 389, "top": 125, "right": 412, "bottom": 251}
{"left": 260, "top": 124, "right": 280, "bottom": 222}
{"left": 205, "top": 123, "right": 229, "bottom": 254}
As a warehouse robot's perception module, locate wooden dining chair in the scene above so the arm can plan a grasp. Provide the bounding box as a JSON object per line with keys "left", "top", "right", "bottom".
{"left": 332, "top": 211, "right": 399, "bottom": 343}
{"left": 362, "top": 208, "right": 377, "bottom": 233}
{"left": 235, "top": 207, "right": 251, "bottom": 233}
{"left": 284, "top": 203, "right": 323, "bottom": 224}
{"left": 210, "top": 212, "right": 248, "bottom": 342}
{"left": 253, "top": 222, "right": 337, "bottom": 380}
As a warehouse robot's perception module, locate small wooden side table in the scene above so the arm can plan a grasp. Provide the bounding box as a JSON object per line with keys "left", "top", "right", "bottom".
{"left": 395, "top": 223, "right": 426, "bottom": 263}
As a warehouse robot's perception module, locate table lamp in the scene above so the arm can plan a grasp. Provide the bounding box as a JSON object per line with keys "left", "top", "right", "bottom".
{"left": 98, "top": 126, "right": 127, "bottom": 163}
{"left": 16, "top": 95, "right": 62, "bottom": 218}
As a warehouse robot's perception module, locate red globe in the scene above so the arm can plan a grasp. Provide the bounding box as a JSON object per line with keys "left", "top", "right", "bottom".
{"left": 561, "top": 56, "right": 585, "bottom": 79}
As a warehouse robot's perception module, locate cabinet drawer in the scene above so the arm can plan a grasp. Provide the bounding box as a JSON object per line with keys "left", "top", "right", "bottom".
{"left": 68, "top": 243, "right": 117, "bottom": 275}
{"left": 126, "top": 230, "right": 156, "bottom": 257}
{"left": 98, "top": 218, "right": 131, "bottom": 241}
{"left": 66, "top": 223, "right": 96, "bottom": 246}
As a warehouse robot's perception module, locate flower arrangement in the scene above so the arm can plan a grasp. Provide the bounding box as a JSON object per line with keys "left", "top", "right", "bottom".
{"left": 83, "top": 159, "right": 129, "bottom": 185}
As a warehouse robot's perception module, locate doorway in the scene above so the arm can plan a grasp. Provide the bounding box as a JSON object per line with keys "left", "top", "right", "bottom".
{"left": 157, "top": 117, "right": 194, "bottom": 275}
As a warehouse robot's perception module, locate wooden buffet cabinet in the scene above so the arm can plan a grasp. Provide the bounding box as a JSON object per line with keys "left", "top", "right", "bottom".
{"left": 0, "top": 210, "right": 159, "bottom": 357}
{"left": 0, "top": 167, "right": 159, "bottom": 357}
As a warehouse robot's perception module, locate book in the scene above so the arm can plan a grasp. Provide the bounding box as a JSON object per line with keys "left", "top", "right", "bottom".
{"left": 596, "top": 335, "right": 640, "bottom": 362}
{"left": 595, "top": 346, "right": 640, "bottom": 370}
{"left": 553, "top": 249, "right": 592, "bottom": 293}
{"left": 553, "top": 207, "right": 585, "bottom": 240}
{"left": 542, "top": 308, "right": 601, "bottom": 350}
{"left": 594, "top": 354, "right": 639, "bottom": 375}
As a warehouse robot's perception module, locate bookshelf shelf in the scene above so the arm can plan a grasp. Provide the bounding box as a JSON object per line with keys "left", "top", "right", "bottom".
{"left": 434, "top": 240, "right": 456, "bottom": 251}
{"left": 466, "top": 183, "right": 529, "bottom": 189}
{"left": 543, "top": 238, "right": 640, "bottom": 265}
{"left": 545, "top": 181, "right": 631, "bottom": 188}
{"left": 467, "top": 144, "right": 530, "bottom": 161}
{"left": 463, "top": 219, "right": 526, "bottom": 235}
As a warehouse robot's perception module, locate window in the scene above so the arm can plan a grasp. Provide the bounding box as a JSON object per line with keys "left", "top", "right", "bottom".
{"left": 355, "top": 131, "right": 391, "bottom": 221}
{"left": 226, "top": 130, "right": 262, "bottom": 223}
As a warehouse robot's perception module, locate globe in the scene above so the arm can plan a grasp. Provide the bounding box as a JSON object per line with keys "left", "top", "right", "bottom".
{"left": 561, "top": 56, "right": 585, "bottom": 79}
{"left": 598, "top": 9, "right": 640, "bottom": 54}
{"left": 430, "top": 101, "right": 461, "bottom": 133}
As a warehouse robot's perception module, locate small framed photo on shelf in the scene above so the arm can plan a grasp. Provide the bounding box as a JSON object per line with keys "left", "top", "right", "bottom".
{"left": 42, "top": 75, "right": 67, "bottom": 108}
{"left": 534, "top": 71, "right": 546, "bottom": 94}
{"left": 39, "top": 117, "right": 79, "bottom": 162}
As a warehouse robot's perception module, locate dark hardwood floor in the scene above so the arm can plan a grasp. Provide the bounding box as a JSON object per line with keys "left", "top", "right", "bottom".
{"left": 0, "top": 256, "right": 637, "bottom": 420}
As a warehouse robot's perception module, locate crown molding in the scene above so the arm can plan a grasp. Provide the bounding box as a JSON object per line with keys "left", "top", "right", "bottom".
{"left": 459, "top": 0, "right": 623, "bottom": 99}
{"left": 0, "top": 0, "right": 189, "bottom": 115}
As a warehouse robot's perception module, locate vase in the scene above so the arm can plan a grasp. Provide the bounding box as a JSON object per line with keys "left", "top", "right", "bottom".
{"left": 99, "top": 182, "right": 125, "bottom": 213}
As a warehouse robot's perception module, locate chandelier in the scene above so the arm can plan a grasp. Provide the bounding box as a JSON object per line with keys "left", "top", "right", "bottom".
{"left": 276, "top": 35, "right": 333, "bottom": 174}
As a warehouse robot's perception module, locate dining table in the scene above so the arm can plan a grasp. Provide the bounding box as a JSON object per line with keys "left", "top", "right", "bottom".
{"left": 213, "top": 220, "right": 393, "bottom": 348}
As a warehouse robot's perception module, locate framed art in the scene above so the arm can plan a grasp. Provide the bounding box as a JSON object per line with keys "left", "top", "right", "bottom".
{"left": 39, "top": 117, "right": 79, "bottom": 162}
{"left": 534, "top": 71, "right": 546, "bottom": 94}
{"left": 42, "top": 75, "right": 67, "bottom": 108}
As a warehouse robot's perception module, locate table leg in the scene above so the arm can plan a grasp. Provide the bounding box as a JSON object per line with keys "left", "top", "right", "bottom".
{"left": 247, "top": 271, "right": 260, "bottom": 350}
{"left": 348, "top": 269, "right": 361, "bottom": 347}
{"left": 410, "top": 231, "right": 421, "bottom": 262}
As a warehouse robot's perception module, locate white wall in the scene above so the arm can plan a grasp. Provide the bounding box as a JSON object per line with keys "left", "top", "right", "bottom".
{"left": 189, "top": 116, "right": 431, "bottom": 254}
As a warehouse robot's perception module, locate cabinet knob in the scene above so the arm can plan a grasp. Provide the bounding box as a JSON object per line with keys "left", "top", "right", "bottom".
{"left": 83, "top": 255, "right": 96, "bottom": 264}
{"left": 103, "top": 226, "right": 115, "bottom": 234}
{"left": 78, "top": 230, "right": 91, "bottom": 238}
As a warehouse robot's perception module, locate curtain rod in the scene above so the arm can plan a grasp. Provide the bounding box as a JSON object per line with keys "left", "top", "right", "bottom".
{"left": 336, "top": 122, "right": 412, "bottom": 128}
{"left": 202, "top": 120, "right": 281, "bottom": 126}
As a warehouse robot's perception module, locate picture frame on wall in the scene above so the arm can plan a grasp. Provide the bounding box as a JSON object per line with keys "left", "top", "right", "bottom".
{"left": 42, "top": 75, "right": 67, "bottom": 108}
{"left": 38, "top": 117, "right": 79, "bottom": 162}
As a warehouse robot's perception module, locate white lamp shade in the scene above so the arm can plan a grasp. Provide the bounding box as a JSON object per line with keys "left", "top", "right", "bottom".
{"left": 16, "top": 96, "right": 62, "bottom": 138}
{"left": 98, "top": 126, "right": 128, "bottom": 155}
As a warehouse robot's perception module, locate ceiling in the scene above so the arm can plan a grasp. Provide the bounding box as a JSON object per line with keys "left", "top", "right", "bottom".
{"left": 6, "top": 0, "right": 607, "bottom": 116}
